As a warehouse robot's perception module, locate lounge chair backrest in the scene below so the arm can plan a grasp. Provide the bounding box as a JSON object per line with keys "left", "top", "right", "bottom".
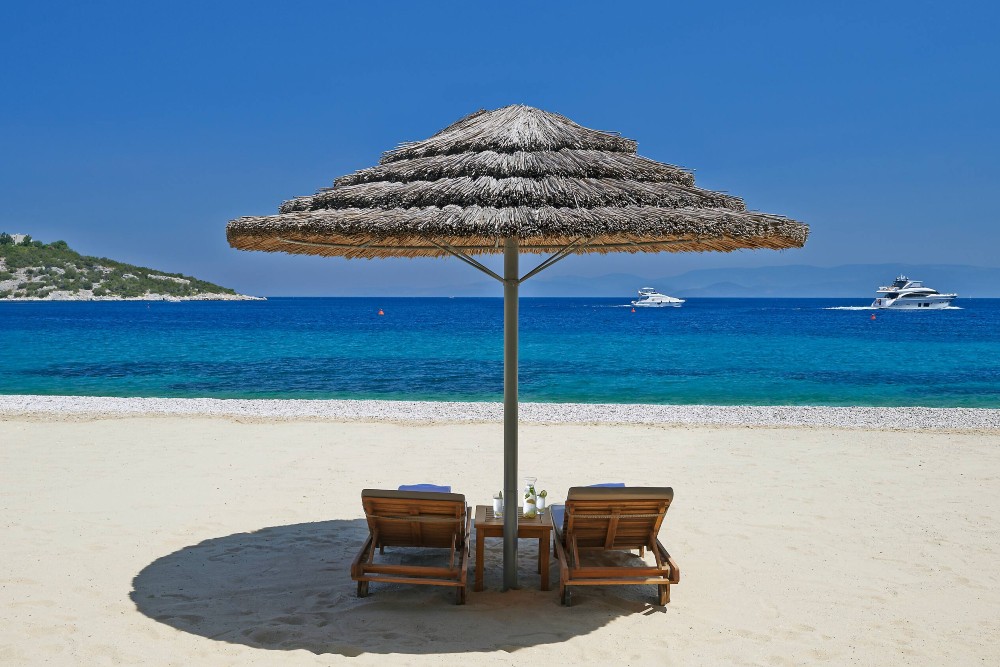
{"left": 563, "top": 486, "right": 673, "bottom": 550}
{"left": 361, "top": 489, "right": 467, "bottom": 549}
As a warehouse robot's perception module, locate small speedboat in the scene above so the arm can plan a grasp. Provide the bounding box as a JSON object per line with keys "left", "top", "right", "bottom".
{"left": 631, "top": 287, "right": 684, "bottom": 308}
{"left": 871, "top": 275, "right": 956, "bottom": 309}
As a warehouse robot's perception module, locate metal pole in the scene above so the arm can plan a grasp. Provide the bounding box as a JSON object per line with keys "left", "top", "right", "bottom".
{"left": 502, "top": 236, "right": 519, "bottom": 591}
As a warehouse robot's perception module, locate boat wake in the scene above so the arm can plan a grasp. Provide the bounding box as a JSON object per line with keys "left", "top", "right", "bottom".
{"left": 824, "top": 305, "right": 963, "bottom": 311}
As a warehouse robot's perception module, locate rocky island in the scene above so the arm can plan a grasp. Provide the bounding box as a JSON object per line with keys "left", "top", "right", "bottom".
{"left": 0, "top": 233, "right": 261, "bottom": 301}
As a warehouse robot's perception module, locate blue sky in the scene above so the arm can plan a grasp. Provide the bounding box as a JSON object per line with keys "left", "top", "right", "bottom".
{"left": 2, "top": 1, "right": 997, "bottom": 296}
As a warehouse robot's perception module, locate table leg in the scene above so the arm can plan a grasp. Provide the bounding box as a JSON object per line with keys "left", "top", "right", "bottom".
{"left": 540, "top": 533, "right": 550, "bottom": 591}
{"left": 475, "top": 528, "right": 485, "bottom": 592}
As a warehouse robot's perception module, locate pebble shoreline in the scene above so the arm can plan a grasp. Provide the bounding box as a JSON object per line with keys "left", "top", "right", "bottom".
{"left": 2, "top": 395, "right": 1000, "bottom": 431}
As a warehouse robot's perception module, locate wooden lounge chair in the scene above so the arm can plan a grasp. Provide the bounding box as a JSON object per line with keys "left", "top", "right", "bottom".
{"left": 351, "top": 489, "right": 471, "bottom": 604}
{"left": 552, "top": 486, "right": 680, "bottom": 606}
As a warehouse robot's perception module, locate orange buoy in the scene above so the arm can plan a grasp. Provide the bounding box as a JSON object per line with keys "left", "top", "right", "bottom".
{"left": 631, "top": 307, "right": 636, "bottom": 313}
{"left": 378, "top": 308, "right": 384, "bottom": 316}
{"left": 870, "top": 313, "right": 876, "bottom": 320}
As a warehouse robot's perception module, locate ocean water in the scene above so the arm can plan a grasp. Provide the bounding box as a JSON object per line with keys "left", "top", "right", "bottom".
{"left": 1, "top": 298, "right": 999, "bottom": 408}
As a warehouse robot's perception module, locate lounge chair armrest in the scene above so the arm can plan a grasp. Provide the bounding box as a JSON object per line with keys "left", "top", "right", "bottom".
{"left": 552, "top": 528, "right": 571, "bottom": 579}
{"left": 654, "top": 538, "right": 680, "bottom": 583}
{"left": 351, "top": 534, "right": 374, "bottom": 579}
{"left": 464, "top": 508, "right": 472, "bottom": 555}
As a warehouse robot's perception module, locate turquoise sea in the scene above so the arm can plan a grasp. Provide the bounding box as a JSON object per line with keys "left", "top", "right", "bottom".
{"left": 1, "top": 298, "right": 998, "bottom": 408}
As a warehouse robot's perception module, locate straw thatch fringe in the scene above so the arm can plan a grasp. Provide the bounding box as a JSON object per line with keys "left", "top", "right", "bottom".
{"left": 228, "top": 231, "right": 794, "bottom": 260}
{"left": 279, "top": 176, "right": 745, "bottom": 213}
{"left": 227, "top": 105, "right": 808, "bottom": 259}
{"left": 380, "top": 105, "right": 637, "bottom": 164}
{"left": 228, "top": 205, "right": 805, "bottom": 258}
{"left": 333, "top": 150, "right": 695, "bottom": 188}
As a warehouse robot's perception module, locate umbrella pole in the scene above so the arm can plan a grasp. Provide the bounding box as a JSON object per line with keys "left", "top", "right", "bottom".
{"left": 382, "top": 236, "right": 583, "bottom": 593}
{"left": 502, "top": 236, "right": 519, "bottom": 591}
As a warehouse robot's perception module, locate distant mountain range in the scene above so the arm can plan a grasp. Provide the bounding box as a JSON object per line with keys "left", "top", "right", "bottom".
{"left": 525, "top": 264, "right": 1000, "bottom": 298}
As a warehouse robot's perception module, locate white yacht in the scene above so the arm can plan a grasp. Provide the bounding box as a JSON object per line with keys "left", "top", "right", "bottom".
{"left": 632, "top": 287, "right": 685, "bottom": 308}
{"left": 871, "top": 275, "right": 957, "bottom": 309}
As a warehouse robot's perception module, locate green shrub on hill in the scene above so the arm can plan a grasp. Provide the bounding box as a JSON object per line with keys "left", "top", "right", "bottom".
{"left": 0, "top": 234, "right": 240, "bottom": 299}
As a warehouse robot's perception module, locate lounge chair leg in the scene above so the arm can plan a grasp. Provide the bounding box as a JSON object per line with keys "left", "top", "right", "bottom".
{"left": 560, "top": 584, "right": 572, "bottom": 607}
{"left": 658, "top": 584, "right": 669, "bottom": 605}
{"left": 456, "top": 586, "right": 466, "bottom": 605}
{"left": 357, "top": 580, "right": 369, "bottom": 598}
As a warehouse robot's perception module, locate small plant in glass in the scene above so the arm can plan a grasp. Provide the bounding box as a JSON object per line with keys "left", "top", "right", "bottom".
{"left": 536, "top": 489, "right": 548, "bottom": 513}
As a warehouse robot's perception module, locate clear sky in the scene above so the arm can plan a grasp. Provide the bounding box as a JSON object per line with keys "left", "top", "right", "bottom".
{"left": 2, "top": 1, "right": 997, "bottom": 296}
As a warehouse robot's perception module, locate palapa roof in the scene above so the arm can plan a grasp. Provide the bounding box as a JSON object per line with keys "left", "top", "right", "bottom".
{"left": 227, "top": 105, "right": 808, "bottom": 258}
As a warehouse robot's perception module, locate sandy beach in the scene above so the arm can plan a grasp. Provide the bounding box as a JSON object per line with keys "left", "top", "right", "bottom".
{"left": 2, "top": 398, "right": 999, "bottom": 666}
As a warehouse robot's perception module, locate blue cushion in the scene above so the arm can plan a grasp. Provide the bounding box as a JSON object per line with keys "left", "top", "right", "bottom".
{"left": 550, "top": 504, "right": 565, "bottom": 530}
{"left": 397, "top": 483, "right": 452, "bottom": 493}
{"left": 589, "top": 482, "right": 625, "bottom": 487}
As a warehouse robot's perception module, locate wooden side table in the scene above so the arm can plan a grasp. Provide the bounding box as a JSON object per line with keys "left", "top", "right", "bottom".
{"left": 473, "top": 505, "right": 553, "bottom": 591}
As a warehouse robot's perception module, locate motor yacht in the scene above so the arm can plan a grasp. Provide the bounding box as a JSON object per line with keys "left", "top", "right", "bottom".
{"left": 632, "top": 287, "right": 684, "bottom": 308}
{"left": 871, "top": 275, "right": 956, "bottom": 309}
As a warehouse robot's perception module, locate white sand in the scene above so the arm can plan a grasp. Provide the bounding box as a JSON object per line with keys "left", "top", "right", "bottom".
{"left": 1, "top": 403, "right": 999, "bottom": 665}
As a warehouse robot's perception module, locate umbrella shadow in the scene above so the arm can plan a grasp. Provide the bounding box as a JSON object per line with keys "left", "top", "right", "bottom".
{"left": 131, "top": 519, "right": 670, "bottom": 656}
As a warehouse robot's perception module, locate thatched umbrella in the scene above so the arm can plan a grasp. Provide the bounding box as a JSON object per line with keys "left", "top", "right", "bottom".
{"left": 227, "top": 105, "right": 808, "bottom": 591}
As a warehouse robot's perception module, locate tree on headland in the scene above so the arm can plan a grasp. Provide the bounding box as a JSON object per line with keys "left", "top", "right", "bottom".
{"left": 0, "top": 234, "right": 242, "bottom": 299}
